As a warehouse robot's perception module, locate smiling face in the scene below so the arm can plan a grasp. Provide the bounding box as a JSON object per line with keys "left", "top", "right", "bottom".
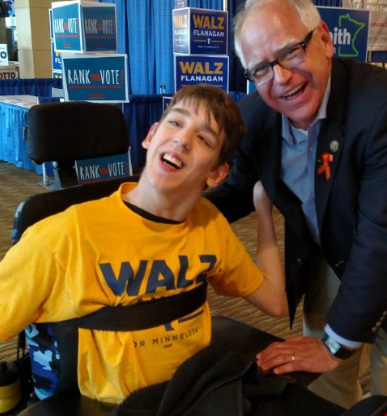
{"left": 141, "top": 101, "right": 229, "bottom": 195}
{"left": 240, "top": 1, "right": 333, "bottom": 129}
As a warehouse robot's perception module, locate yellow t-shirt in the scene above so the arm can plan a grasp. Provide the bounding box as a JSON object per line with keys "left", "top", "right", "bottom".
{"left": 0, "top": 183, "right": 263, "bottom": 403}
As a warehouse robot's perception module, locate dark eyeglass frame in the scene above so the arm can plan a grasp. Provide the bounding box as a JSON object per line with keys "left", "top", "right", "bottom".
{"left": 244, "top": 29, "right": 315, "bottom": 86}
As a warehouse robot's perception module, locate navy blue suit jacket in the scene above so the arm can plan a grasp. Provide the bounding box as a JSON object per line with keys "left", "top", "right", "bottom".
{"left": 207, "top": 58, "right": 387, "bottom": 343}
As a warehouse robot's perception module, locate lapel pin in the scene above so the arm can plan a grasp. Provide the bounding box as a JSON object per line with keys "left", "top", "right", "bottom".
{"left": 330, "top": 140, "right": 339, "bottom": 153}
{"left": 318, "top": 152, "right": 333, "bottom": 180}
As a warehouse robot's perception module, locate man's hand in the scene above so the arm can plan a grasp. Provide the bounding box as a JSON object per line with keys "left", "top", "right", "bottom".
{"left": 256, "top": 336, "right": 343, "bottom": 374}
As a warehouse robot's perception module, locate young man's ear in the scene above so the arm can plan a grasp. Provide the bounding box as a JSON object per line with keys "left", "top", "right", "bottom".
{"left": 142, "top": 123, "right": 159, "bottom": 149}
{"left": 206, "top": 162, "right": 230, "bottom": 188}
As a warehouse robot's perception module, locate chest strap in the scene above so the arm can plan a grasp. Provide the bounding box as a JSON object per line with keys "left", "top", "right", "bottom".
{"left": 55, "top": 282, "right": 208, "bottom": 331}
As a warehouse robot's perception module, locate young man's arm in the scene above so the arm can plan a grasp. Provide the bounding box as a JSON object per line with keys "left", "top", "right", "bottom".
{"left": 244, "top": 182, "right": 288, "bottom": 318}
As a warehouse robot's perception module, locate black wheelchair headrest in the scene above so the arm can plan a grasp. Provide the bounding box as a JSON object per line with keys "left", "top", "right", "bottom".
{"left": 27, "top": 101, "right": 129, "bottom": 165}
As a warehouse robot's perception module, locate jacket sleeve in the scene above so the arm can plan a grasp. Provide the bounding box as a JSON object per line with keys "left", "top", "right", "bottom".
{"left": 326, "top": 85, "right": 387, "bottom": 343}
{"left": 204, "top": 92, "right": 265, "bottom": 223}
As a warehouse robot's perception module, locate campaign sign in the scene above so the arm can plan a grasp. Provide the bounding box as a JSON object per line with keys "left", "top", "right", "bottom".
{"left": 61, "top": 53, "right": 129, "bottom": 102}
{"left": 342, "top": 0, "right": 387, "bottom": 51}
{"left": 82, "top": 6, "right": 117, "bottom": 52}
{"left": 0, "top": 44, "right": 9, "bottom": 66}
{"left": 173, "top": 8, "right": 190, "bottom": 54}
{"left": 173, "top": 8, "right": 228, "bottom": 55}
{"left": 52, "top": 1, "right": 117, "bottom": 52}
{"left": 0, "top": 66, "right": 19, "bottom": 79}
{"left": 51, "top": 41, "right": 62, "bottom": 72}
{"left": 52, "top": 71, "right": 63, "bottom": 79}
{"left": 52, "top": 2, "right": 83, "bottom": 52}
{"left": 317, "top": 6, "right": 369, "bottom": 62}
{"left": 75, "top": 153, "right": 130, "bottom": 185}
{"left": 175, "top": 55, "right": 229, "bottom": 93}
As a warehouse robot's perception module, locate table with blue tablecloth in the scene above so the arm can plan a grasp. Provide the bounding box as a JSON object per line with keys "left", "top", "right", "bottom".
{"left": 0, "top": 95, "right": 45, "bottom": 174}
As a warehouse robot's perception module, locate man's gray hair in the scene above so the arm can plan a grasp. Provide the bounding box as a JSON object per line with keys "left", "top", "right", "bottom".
{"left": 234, "top": 0, "right": 321, "bottom": 68}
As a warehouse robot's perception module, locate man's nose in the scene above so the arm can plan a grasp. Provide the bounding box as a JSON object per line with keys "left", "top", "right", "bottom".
{"left": 173, "top": 136, "right": 191, "bottom": 152}
{"left": 272, "top": 63, "right": 293, "bottom": 84}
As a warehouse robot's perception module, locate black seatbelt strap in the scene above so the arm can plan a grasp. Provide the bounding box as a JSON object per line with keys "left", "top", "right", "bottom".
{"left": 54, "top": 282, "right": 208, "bottom": 331}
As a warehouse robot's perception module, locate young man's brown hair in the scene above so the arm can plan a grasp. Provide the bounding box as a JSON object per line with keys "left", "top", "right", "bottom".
{"left": 160, "top": 84, "right": 245, "bottom": 166}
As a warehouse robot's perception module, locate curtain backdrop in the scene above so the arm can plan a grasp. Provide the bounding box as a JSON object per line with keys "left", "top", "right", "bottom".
{"left": 0, "top": 78, "right": 62, "bottom": 96}
{"left": 100, "top": 0, "right": 343, "bottom": 95}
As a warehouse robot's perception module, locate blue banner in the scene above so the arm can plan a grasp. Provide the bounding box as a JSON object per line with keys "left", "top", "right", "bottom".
{"left": 62, "top": 54, "right": 128, "bottom": 102}
{"left": 317, "top": 7, "right": 369, "bottom": 62}
{"left": 175, "top": 55, "right": 229, "bottom": 93}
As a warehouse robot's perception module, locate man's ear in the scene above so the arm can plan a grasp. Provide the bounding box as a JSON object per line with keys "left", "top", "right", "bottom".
{"left": 206, "top": 162, "right": 230, "bottom": 188}
{"left": 319, "top": 20, "right": 334, "bottom": 59}
{"left": 142, "top": 122, "right": 159, "bottom": 149}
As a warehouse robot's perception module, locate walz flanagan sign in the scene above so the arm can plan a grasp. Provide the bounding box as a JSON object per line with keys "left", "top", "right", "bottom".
{"left": 174, "top": 55, "right": 229, "bottom": 93}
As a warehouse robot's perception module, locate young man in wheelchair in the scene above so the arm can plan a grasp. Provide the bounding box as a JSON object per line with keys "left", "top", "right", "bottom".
{"left": 0, "top": 84, "right": 287, "bottom": 404}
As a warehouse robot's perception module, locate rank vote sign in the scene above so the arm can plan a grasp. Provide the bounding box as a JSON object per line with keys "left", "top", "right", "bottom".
{"left": 75, "top": 153, "right": 130, "bottom": 185}
{"left": 175, "top": 55, "right": 229, "bottom": 93}
{"left": 52, "top": 2, "right": 83, "bottom": 51}
{"left": 173, "top": 8, "right": 228, "bottom": 55}
{"left": 317, "top": 6, "right": 369, "bottom": 62}
{"left": 82, "top": 5, "right": 117, "bottom": 52}
{"left": 52, "top": 1, "right": 117, "bottom": 52}
{"left": 61, "top": 53, "right": 128, "bottom": 102}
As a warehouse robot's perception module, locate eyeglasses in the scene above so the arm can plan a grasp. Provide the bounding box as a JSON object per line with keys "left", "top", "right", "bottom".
{"left": 244, "top": 29, "right": 315, "bottom": 86}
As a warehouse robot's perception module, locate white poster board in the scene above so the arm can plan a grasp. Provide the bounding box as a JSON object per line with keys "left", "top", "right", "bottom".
{"left": 0, "top": 44, "right": 9, "bottom": 66}
{"left": 343, "top": 0, "right": 387, "bottom": 51}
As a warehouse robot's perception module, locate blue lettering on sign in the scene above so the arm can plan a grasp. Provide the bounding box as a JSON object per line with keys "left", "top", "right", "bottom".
{"left": 99, "top": 255, "right": 217, "bottom": 296}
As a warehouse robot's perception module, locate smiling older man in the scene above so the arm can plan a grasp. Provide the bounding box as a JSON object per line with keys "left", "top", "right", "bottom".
{"left": 205, "top": 0, "right": 387, "bottom": 409}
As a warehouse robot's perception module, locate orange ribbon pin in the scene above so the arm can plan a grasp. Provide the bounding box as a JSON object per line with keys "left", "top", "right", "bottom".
{"left": 317, "top": 153, "right": 333, "bottom": 180}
